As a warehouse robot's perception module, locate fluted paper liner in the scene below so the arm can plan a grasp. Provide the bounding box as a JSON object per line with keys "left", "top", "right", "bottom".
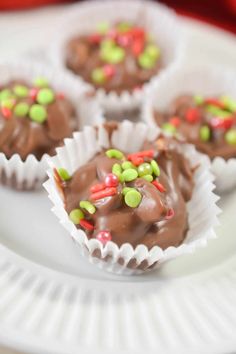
{"left": 0, "top": 60, "right": 104, "bottom": 190}
{"left": 143, "top": 64, "right": 236, "bottom": 193}
{"left": 48, "top": 0, "right": 186, "bottom": 111}
{"left": 44, "top": 120, "right": 219, "bottom": 275}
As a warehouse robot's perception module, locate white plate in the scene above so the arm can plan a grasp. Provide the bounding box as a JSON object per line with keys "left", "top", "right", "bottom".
{"left": 0, "top": 5, "right": 236, "bottom": 354}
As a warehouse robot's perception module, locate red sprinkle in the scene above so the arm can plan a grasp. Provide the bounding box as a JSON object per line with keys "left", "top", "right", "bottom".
{"left": 103, "top": 64, "right": 116, "bottom": 78}
{"left": 152, "top": 180, "right": 166, "bottom": 193}
{"left": 205, "top": 98, "right": 225, "bottom": 109}
{"left": 90, "top": 187, "right": 117, "bottom": 201}
{"left": 90, "top": 183, "right": 106, "bottom": 193}
{"left": 105, "top": 173, "right": 119, "bottom": 187}
{"left": 29, "top": 88, "right": 39, "bottom": 101}
{"left": 117, "top": 34, "right": 131, "bottom": 47}
{"left": 132, "top": 39, "right": 144, "bottom": 56}
{"left": 130, "top": 156, "right": 144, "bottom": 166}
{"left": 107, "top": 29, "right": 118, "bottom": 40}
{"left": 57, "top": 92, "right": 65, "bottom": 100}
{"left": 223, "top": 117, "right": 234, "bottom": 130}
{"left": 96, "top": 230, "right": 112, "bottom": 245}
{"left": 1, "top": 107, "right": 12, "bottom": 119}
{"left": 210, "top": 117, "right": 225, "bottom": 129}
{"left": 185, "top": 108, "right": 200, "bottom": 124}
{"left": 131, "top": 27, "right": 145, "bottom": 40}
{"left": 166, "top": 208, "right": 175, "bottom": 220}
{"left": 88, "top": 33, "right": 102, "bottom": 44}
{"left": 169, "top": 116, "right": 181, "bottom": 127}
{"left": 128, "top": 150, "right": 154, "bottom": 160}
{"left": 80, "top": 219, "right": 94, "bottom": 231}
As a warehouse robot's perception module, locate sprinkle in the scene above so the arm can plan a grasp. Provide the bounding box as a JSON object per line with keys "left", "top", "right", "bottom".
{"left": 166, "top": 208, "right": 175, "bottom": 220}
{"left": 150, "top": 160, "right": 160, "bottom": 177}
{"left": 138, "top": 52, "right": 155, "bottom": 69}
{"left": 162, "top": 122, "right": 176, "bottom": 134}
{"left": 29, "top": 88, "right": 39, "bottom": 101}
{"left": 1, "top": 98, "right": 15, "bottom": 109}
{"left": 127, "top": 150, "right": 154, "bottom": 160}
{"left": 106, "top": 149, "right": 124, "bottom": 159}
{"left": 88, "top": 33, "right": 102, "bottom": 44}
{"left": 80, "top": 200, "right": 96, "bottom": 214}
{"left": 225, "top": 129, "right": 236, "bottom": 145}
{"left": 1, "top": 106, "right": 12, "bottom": 119}
{"left": 29, "top": 104, "right": 47, "bottom": 123}
{"left": 122, "top": 168, "right": 138, "bottom": 182}
{"left": 105, "top": 173, "right": 119, "bottom": 187}
{"left": 206, "top": 105, "right": 231, "bottom": 118}
{"left": 185, "top": 108, "right": 200, "bottom": 124}
{"left": 112, "top": 163, "right": 122, "bottom": 175}
{"left": 205, "top": 98, "right": 225, "bottom": 109}
{"left": 90, "top": 183, "right": 106, "bottom": 193}
{"left": 0, "top": 89, "right": 12, "bottom": 102}
{"left": 57, "top": 168, "right": 71, "bottom": 181}
{"left": 14, "top": 102, "right": 29, "bottom": 117}
{"left": 57, "top": 92, "right": 65, "bottom": 100}
{"left": 220, "top": 96, "right": 236, "bottom": 113}
{"left": 90, "top": 187, "right": 117, "bottom": 201}
{"left": 97, "top": 22, "right": 109, "bottom": 34}
{"left": 169, "top": 116, "right": 181, "bottom": 127}
{"left": 34, "top": 77, "right": 49, "bottom": 88}
{"left": 124, "top": 189, "right": 142, "bottom": 208}
{"left": 102, "top": 46, "right": 125, "bottom": 64}
{"left": 96, "top": 230, "right": 112, "bottom": 245}
{"left": 37, "top": 88, "right": 55, "bottom": 105}
{"left": 122, "top": 161, "right": 135, "bottom": 170}
{"left": 210, "top": 117, "right": 225, "bottom": 130}
{"left": 101, "top": 39, "right": 116, "bottom": 50}
{"left": 103, "top": 64, "right": 116, "bottom": 78}
{"left": 223, "top": 117, "right": 234, "bottom": 130}
{"left": 69, "top": 209, "right": 84, "bottom": 224}
{"left": 13, "top": 85, "right": 29, "bottom": 98}
{"left": 91, "top": 68, "right": 106, "bottom": 84}
{"left": 145, "top": 44, "right": 160, "bottom": 60}
{"left": 194, "top": 95, "right": 204, "bottom": 105}
{"left": 117, "top": 33, "right": 131, "bottom": 47}
{"left": 80, "top": 219, "right": 94, "bottom": 231}
{"left": 152, "top": 180, "right": 166, "bottom": 192}
{"left": 132, "top": 40, "right": 144, "bottom": 56}
{"left": 200, "top": 125, "right": 211, "bottom": 142}
{"left": 122, "top": 187, "right": 133, "bottom": 195}
{"left": 130, "top": 156, "right": 144, "bottom": 166}
{"left": 138, "top": 162, "right": 153, "bottom": 177}
{"left": 142, "top": 174, "right": 153, "bottom": 182}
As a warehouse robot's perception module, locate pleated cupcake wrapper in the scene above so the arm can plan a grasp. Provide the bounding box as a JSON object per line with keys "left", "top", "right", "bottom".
{"left": 142, "top": 64, "right": 236, "bottom": 193}
{"left": 48, "top": 0, "right": 186, "bottom": 112}
{"left": 0, "top": 60, "right": 104, "bottom": 190}
{"left": 44, "top": 120, "right": 220, "bottom": 275}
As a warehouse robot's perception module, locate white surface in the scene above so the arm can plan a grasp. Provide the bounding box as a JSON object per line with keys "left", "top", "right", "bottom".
{"left": 0, "top": 4, "right": 236, "bottom": 354}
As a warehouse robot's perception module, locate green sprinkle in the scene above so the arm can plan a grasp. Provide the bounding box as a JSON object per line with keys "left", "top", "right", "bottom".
{"left": 112, "top": 163, "right": 122, "bottom": 174}
{"left": 122, "top": 187, "right": 133, "bottom": 195}
{"left": 91, "top": 68, "right": 106, "bottom": 84}
{"left": 69, "top": 209, "right": 84, "bottom": 224}
{"left": 29, "top": 104, "right": 47, "bottom": 123}
{"left": 1, "top": 98, "right": 15, "bottom": 109}
{"left": 150, "top": 160, "right": 160, "bottom": 177}
{"left": 34, "top": 77, "right": 49, "bottom": 88}
{"left": 13, "top": 85, "right": 29, "bottom": 98}
{"left": 0, "top": 89, "right": 12, "bottom": 102}
{"left": 102, "top": 46, "right": 125, "bottom": 64}
{"left": 37, "top": 88, "right": 55, "bottom": 105}
{"left": 122, "top": 161, "right": 135, "bottom": 170}
{"left": 200, "top": 125, "right": 211, "bottom": 142}
{"left": 80, "top": 200, "right": 96, "bottom": 214}
{"left": 138, "top": 53, "right": 155, "bottom": 69}
{"left": 194, "top": 95, "right": 204, "bottom": 105}
{"left": 122, "top": 168, "right": 138, "bottom": 182}
{"left": 14, "top": 102, "right": 29, "bottom": 117}
{"left": 57, "top": 168, "right": 71, "bottom": 181}
{"left": 162, "top": 122, "right": 176, "bottom": 134}
{"left": 117, "top": 22, "right": 132, "bottom": 32}
{"left": 124, "top": 189, "right": 142, "bottom": 208}
{"left": 225, "top": 129, "right": 236, "bottom": 145}
{"left": 97, "top": 22, "right": 109, "bottom": 34}
{"left": 138, "top": 163, "right": 153, "bottom": 177}
{"left": 145, "top": 44, "right": 160, "bottom": 60}
{"left": 220, "top": 96, "right": 236, "bottom": 113}
{"left": 101, "top": 39, "right": 116, "bottom": 50}
{"left": 106, "top": 149, "right": 124, "bottom": 160}
{"left": 206, "top": 105, "right": 231, "bottom": 118}
{"left": 142, "top": 174, "right": 153, "bottom": 182}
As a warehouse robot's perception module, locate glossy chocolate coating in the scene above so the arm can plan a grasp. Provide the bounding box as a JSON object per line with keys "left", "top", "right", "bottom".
{"left": 0, "top": 80, "right": 77, "bottom": 160}
{"left": 63, "top": 138, "right": 194, "bottom": 250}
{"left": 154, "top": 95, "right": 236, "bottom": 160}
{"left": 65, "top": 26, "right": 161, "bottom": 94}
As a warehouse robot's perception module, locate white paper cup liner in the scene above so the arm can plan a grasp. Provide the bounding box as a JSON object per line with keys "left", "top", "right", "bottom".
{"left": 142, "top": 64, "right": 236, "bottom": 193}
{"left": 0, "top": 60, "right": 104, "bottom": 191}
{"left": 44, "top": 120, "right": 219, "bottom": 275}
{"left": 48, "top": 0, "right": 186, "bottom": 112}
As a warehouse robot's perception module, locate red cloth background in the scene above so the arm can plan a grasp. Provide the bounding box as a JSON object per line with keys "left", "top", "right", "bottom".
{"left": 0, "top": 0, "right": 236, "bottom": 35}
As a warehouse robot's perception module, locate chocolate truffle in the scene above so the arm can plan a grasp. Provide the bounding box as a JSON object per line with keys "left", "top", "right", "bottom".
{"left": 0, "top": 78, "right": 77, "bottom": 160}
{"left": 65, "top": 21, "right": 161, "bottom": 94}
{"left": 54, "top": 136, "right": 194, "bottom": 250}
{"left": 154, "top": 94, "right": 236, "bottom": 160}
